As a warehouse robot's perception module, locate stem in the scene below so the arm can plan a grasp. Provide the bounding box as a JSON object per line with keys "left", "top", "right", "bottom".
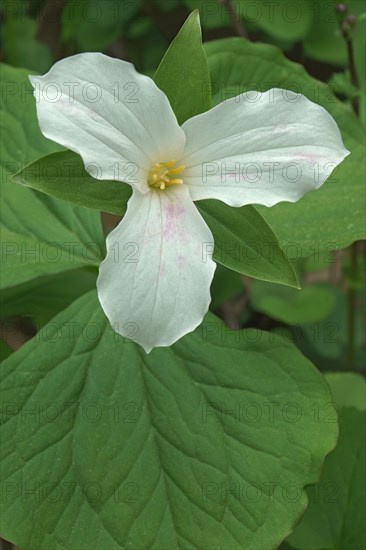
{"left": 219, "top": 0, "right": 248, "bottom": 38}
{"left": 36, "top": 0, "right": 65, "bottom": 59}
{"left": 337, "top": 9, "right": 361, "bottom": 368}
{"left": 4, "top": 0, "right": 16, "bottom": 66}
{"left": 345, "top": 37, "right": 360, "bottom": 116}
{"left": 337, "top": 10, "right": 360, "bottom": 116}
{"left": 347, "top": 244, "right": 357, "bottom": 369}
{"left": 346, "top": 34, "right": 359, "bottom": 367}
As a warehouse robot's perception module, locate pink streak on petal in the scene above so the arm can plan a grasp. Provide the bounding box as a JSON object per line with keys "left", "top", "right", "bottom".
{"left": 177, "top": 255, "right": 187, "bottom": 268}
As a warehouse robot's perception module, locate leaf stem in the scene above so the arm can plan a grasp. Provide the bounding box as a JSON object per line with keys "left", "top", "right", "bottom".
{"left": 337, "top": 7, "right": 360, "bottom": 116}
{"left": 345, "top": 36, "right": 360, "bottom": 116}
{"left": 219, "top": 0, "right": 248, "bottom": 38}
{"left": 346, "top": 68, "right": 360, "bottom": 368}
{"left": 336, "top": 6, "right": 361, "bottom": 368}
{"left": 347, "top": 244, "right": 357, "bottom": 369}
{"left": 4, "top": 0, "right": 16, "bottom": 66}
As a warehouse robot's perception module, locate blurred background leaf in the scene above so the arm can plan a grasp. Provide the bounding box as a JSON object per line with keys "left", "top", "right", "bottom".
{"left": 2, "top": 16, "right": 52, "bottom": 72}
{"left": 286, "top": 372, "right": 366, "bottom": 550}
{"left": 249, "top": 282, "right": 336, "bottom": 324}
{"left": 61, "top": 0, "right": 142, "bottom": 52}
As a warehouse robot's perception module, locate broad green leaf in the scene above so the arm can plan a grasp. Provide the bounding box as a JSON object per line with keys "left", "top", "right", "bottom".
{"left": 12, "top": 150, "right": 132, "bottom": 216}
{"left": 325, "top": 372, "right": 366, "bottom": 411}
{"left": 249, "top": 281, "right": 336, "bottom": 324}
{"left": 0, "top": 341, "right": 12, "bottom": 362}
{"left": 287, "top": 373, "right": 366, "bottom": 550}
{"left": 303, "top": 0, "right": 347, "bottom": 65}
{"left": 288, "top": 287, "right": 365, "bottom": 371}
{"left": 1, "top": 186, "right": 104, "bottom": 288}
{"left": 0, "top": 63, "right": 64, "bottom": 182}
{"left": 14, "top": 151, "right": 299, "bottom": 286}
{"left": 289, "top": 407, "right": 365, "bottom": 549}
{"left": 0, "top": 64, "right": 105, "bottom": 288}
{"left": 154, "top": 10, "right": 211, "bottom": 124}
{"left": 197, "top": 200, "right": 300, "bottom": 287}
{"left": 236, "top": 0, "right": 312, "bottom": 41}
{"left": 3, "top": 16, "right": 52, "bottom": 73}
{"left": 0, "top": 291, "right": 337, "bottom": 550}
{"left": 0, "top": 268, "right": 97, "bottom": 327}
{"left": 61, "top": 0, "right": 141, "bottom": 52}
{"left": 328, "top": 70, "right": 361, "bottom": 103}
{"left": 205, "top": 38, "right": 366, "bottom": 256}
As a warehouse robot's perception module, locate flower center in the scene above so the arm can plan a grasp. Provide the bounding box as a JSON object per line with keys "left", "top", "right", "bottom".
{"left": 148, "top": 159, "right": 185, "bottom": 190}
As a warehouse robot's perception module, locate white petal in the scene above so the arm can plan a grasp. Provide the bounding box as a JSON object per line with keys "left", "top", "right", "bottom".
{"left": 97, "top": 185, "right": 216, "bottom": 353}
{"left": 29, "top": 53, "right": 185, "bottom": 193}
{"left": 181, "top": 89, "right": 350, "bottom": 207}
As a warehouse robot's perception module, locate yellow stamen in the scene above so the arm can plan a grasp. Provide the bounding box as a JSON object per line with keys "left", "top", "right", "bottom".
{"left": 168, "top": 166, "right": 185, "bottom": 175}
{"left": 148, "top": 159, "right": 186, "bottom": 190}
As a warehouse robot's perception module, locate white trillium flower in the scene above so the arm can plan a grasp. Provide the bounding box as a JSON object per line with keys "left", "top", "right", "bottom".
{"left": 30, "top": 53, "right": 349, "bottom": 353}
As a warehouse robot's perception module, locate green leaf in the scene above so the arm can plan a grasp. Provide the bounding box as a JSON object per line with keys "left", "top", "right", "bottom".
{"left": 61, "top": 0, "right": 141, "bottom": 52}
{"left": 0, "top": 291, "right": 337, "bottom": 550}
{"left": 0, "top": 340, "right": 12, "bottom": 362}
{"left": 14, "top": 151, "right": 298, "bottom": 286}
{"left": 303, "top": 4, "right": 346, "bottom": 65}
{"left": 236, "top": 0, "right": 312, "bottom": 41}
{"left": 326, "top": 372, "right": 366, "bottom": 411}
{"left": 287, "top": 372, "right": 366, "bottom": 550}
{"left": 0, "top": 268, "right": 97, "bottom": 327}
{"left": 3, "top": 17, "right": 53, "bottom": 73}
{"left": 197, "top": 200, "right": 300, "bottom": 287}
{"left": 12, "top": 150, "right": 132, "bottom": 216}
{"left": 0, "top": 63, "right": 64, "bottom": 182}
{"left": 0, "top": 64, "right": 105, "bottom": 288}
{"left": 290, "top": 287, "right": 365, "bottom": 371}
{"left": 205, "top": 38, "right": 366, "bottom": 256}
{"left": 154, "top": 10, "right": 211, "bottom": 124}
{"left": 1, "top": 186, "right": 104, "bottom": 288}
{"left": 249, "top": 281, "right": 336, "bottom": 324}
